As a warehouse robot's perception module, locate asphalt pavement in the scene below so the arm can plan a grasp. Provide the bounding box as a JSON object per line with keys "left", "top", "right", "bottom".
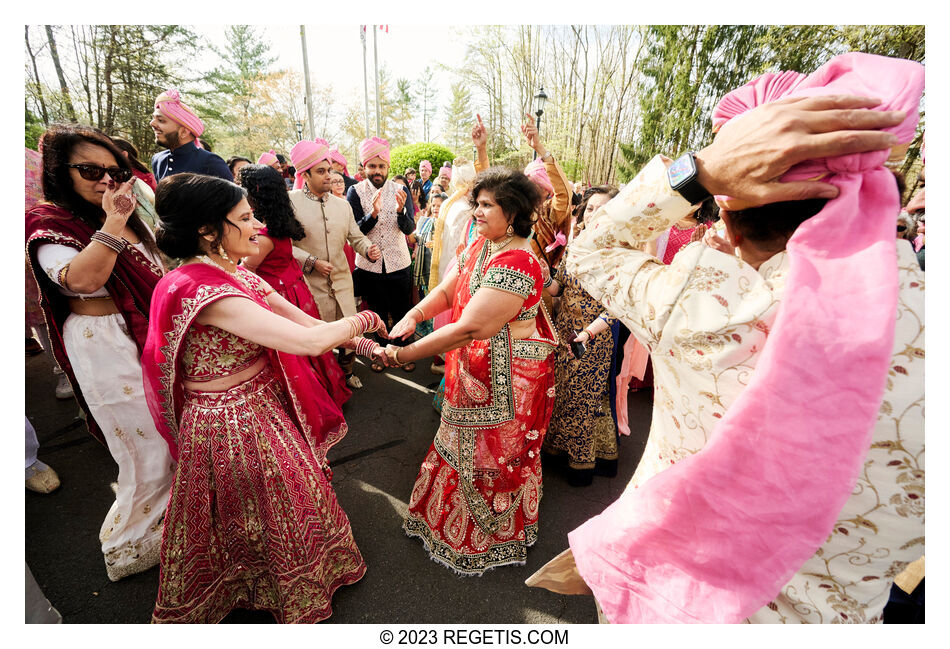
{"left": 25, "top": 346, "right": 653, "bottom": 624}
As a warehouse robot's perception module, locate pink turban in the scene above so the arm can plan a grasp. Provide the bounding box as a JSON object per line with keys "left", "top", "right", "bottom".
{"left": 155, "top": 89, "right": 205, "bottom": 140}
{"left": 257, "top": 150, "right": 279, "bottom": 167}
{"left": 567, "top": 53, "right": 924, "bottom": 623}
{"left": 358, "top": 137, "right": 390, "bottom": 166}
{"left": 290, "top": 139, "right": 332, "bottom": 190}
{"left": 523, "top": 158, "right": 554, "bottom": 198}
{"left": 438, "top": 163, "right": 452, "bottom": 180}
{"left": 329, "top": 146, "right": 350, "bottom": 176}
{"left": 419, "top": 159, "right": 432, "bottom": 174}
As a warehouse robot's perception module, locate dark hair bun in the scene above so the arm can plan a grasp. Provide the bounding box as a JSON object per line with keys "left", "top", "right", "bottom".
{"left": 154, "top": 173, "right": 245, "bottom": 259}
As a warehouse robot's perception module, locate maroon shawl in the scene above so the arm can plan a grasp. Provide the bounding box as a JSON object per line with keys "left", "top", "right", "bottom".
{"left": 25, "top": 202, "right": 164, "bottom": 444}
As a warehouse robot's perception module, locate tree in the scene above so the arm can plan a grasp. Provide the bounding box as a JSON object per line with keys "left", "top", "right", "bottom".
{"left": 415, "top": 66, "right": 438, "bottom": 142}
{"left": 441, "top": 81, "right": 473, "bottom": 154}
{"left": 204, "top": 25, "right": 277, "bottom": 144}
{"left": 45, "top": 25, "right": 77, "bottom": 121}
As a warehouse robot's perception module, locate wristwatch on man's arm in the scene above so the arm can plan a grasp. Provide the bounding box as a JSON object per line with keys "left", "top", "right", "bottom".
{"left": 667, "top": 152, "right": 712, "bottom": 205}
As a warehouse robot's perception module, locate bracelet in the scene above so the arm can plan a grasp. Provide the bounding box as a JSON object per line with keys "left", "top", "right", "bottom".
{"left": 353, "top": 337, "right": 377, "bottom": 358}
{"left": 57, "top": 264, "right": 71, "bottom": 291}
{"left": 392, "top": 346, "right": 405, "bottom": 367}
{"left": 410, "top": 306, "right": 425, "bottom": 321}
{"left": 90, "top": 231, "right": 126, "bottom": 254}
{"left": 302, "top": 255, "right": 317, "bottom": 275}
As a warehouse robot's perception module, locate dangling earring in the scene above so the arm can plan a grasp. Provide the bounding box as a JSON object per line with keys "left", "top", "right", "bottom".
{"left": 506, "top": 224, "right": 514, "bottom": 237}
{"left": 217, "top": 244, "right": 232, "bottom": 262}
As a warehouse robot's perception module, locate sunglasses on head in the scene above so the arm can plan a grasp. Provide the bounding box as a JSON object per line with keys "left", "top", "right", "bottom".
{"left": 66, "top": 163, "right": 133, "bottom": 184}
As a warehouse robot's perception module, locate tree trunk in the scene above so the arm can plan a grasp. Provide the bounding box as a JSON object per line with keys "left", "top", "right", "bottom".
{"left": 102, "top": 26, "right": 116, "bottom": 132}
{"left": 45, "top": 25, "right": 76, "bottom": 121}
{"left": 25, "top": 26, "right": 49, "bottom": 124}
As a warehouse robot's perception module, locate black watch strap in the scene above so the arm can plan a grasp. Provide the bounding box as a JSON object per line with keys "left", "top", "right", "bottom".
{"left": 668, "top": 152, "right": 712, "bottom": 205}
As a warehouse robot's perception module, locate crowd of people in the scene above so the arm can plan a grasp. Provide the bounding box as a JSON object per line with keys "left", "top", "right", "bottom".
{"left": 25, "top": 50, "right": 924, "bottom": 624}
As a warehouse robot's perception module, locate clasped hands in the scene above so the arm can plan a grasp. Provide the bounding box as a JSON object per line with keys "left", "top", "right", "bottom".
{"left": 361, "top": 310, "right": 420, "bottom": 368}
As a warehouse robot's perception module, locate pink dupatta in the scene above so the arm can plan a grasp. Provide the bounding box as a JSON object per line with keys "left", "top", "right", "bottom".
{"left": 568, "top": 53, "right": 924, "bottom": 623}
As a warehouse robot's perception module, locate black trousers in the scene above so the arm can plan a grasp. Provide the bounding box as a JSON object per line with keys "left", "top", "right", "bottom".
{"left": 353, "top": 266, "right": 412, "bottom": 347}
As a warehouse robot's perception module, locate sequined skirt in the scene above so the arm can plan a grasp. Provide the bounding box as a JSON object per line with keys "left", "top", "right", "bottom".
{"left": 152, "top": 366, "right": 365, "bottom": 623}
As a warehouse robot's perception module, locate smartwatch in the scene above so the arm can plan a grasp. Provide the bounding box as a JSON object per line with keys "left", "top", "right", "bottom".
{"left": 668, "top": 152, "right": 712, "bottom": 205}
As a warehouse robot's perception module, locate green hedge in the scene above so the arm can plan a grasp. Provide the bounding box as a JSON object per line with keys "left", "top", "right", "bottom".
{"left": 389, "top": 142, "right": 456, "bottom": 178}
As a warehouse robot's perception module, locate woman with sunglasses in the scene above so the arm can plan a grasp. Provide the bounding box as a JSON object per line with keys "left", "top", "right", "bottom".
{"left": 25, "top": 123, "right": 175, "bottom": 582}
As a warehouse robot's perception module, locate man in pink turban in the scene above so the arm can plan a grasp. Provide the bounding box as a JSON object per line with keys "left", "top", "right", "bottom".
{"left": 257, "top": 149, "right": 280, "bottom": 170}
{"left": 287, "top": 138, "right": 381, "bottom": 389}
{"left": 419, "top": 159, "right": 434, "bottom": 204}
{"left": 149, "top": 89, "right": 232, "bottom": 181}
{"left": 527, "top": 53, "right": 924, "bottom": 625}
{"left": 346, "top": 136, "right": 417, "bottom": 373}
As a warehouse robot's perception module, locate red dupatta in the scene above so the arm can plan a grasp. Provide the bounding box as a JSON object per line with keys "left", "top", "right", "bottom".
{"left": 25, "top": 202, "right": 164, "bottom": 444}
{"left": 141, "top": 263, "right": 347, "bottom": 464}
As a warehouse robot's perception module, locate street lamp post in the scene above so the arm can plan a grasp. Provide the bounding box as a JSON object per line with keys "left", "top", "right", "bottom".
{"left": 532, "top": 86, "right": 548, "bottom": 160}
{"left": 295, "top": 121, "right": 303, "bottom": 142}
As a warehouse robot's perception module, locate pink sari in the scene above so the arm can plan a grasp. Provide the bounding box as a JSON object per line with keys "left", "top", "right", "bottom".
{"left": 568, "top": 53, "right": 924, "bottom": 623}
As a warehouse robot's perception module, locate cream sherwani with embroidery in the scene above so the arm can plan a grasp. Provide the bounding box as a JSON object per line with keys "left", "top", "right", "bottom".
{"left": 565, "top": 155, "right": 924, "bottom": 623}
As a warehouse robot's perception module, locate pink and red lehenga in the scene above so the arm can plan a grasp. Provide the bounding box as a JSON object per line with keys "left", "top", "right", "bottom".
{"left": 404, "top": 238, "right": 557, "bottom": 575}
{"left": 250, "top": 227, "right": 350, "bottom": 406}
{"left": 142, "top": 263, "right": 365, "bottom": 623}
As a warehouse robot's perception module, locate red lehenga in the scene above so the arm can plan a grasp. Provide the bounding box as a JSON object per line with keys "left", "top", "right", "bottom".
{"left": 142, "top": 263, "right": 365, "bottom": 623}
{"left": 251, "top": 228, "right": 350, "bottom": 406}
{"left": 404, "top": 238, "right": 557, "bottom": 575}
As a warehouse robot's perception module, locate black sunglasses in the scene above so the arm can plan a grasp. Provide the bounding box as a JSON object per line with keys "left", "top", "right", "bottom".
{"left": 897, "top": 225, "right": 907, "bottom": 233}
{"left": 66, "top": 163, "right": 133, "bottom": 184}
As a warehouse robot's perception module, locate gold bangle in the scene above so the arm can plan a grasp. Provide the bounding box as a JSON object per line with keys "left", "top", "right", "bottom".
{"left": 410, "top": 306, "right": 425, "bottom": 321}
{"left": 392, "top": 346, "right": 403, "bottom": 366}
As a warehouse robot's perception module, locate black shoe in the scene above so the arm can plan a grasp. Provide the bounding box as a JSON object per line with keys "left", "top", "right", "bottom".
{"left": 566, "top": 468, "right": 594, "bottom": 487}
{"left": 594, "top": 458, "right": 618, "bottom": 478}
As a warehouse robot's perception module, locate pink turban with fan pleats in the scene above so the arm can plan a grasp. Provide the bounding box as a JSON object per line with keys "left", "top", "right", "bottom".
{"left": 358, "top": 137, "right": 390, "bottom": 166}
{"left": 419, "top": 159, "right": 432, "bottom": 174}
{"left": 329, "top": 146, "right": 350, "bottom": 176}
{"left": 524, "top": 158, "right": 554, "bottom": 198}
{"left": 567, "top": 52, "right": 924, "bottom": 624}
{"left": 257, "top": 149, "right": 279, "bottom": 167}
{"left": 155, "top": 89, "right": 205, "bottom": 146}
{"left": 290, "top": 139, "right": 332, "bottom": 190}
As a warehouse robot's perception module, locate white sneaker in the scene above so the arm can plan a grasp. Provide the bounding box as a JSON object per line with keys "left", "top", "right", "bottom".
{"left": 55, "top": 374, "right": 74, "bottom": 399}
{"left": 346, "top": 374, "right": 363, "bottom": 389}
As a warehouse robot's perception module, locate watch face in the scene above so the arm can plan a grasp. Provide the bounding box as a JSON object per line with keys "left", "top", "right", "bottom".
{"left": 668, "top": 154, "right": 696, "bottom": 188}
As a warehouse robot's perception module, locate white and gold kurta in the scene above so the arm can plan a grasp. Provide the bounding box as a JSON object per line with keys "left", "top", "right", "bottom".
{"left": 567, "top": 155, "right": 925, "bottom": 624}
{"left": 290, "top": 191, "right": 374, "bottom": 320}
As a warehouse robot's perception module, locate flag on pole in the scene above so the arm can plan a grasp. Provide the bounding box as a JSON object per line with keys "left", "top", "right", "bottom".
{"left": 379, "top": 25, "right": 389, "bottom": 33}
{"left": 360, "top": 25, "right": 366, "bottom": 43}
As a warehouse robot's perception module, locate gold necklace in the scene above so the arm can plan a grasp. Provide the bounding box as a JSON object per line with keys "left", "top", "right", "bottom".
{"left": 489, "top": 235, "right": 514, "bottom": 255}
{"left": 194, "top": 254, "right": 237, "bottom": 275}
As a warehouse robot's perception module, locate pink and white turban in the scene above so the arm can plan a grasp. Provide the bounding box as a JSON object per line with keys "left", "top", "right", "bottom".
{"left": 567, "top": 52, "right": 924, "bottom": 624}
{"left": 358, "top": 137, "right": 391, "bottom": 166}
{"left": 438, "top": 163, "right": 452, "bottom": 180}
{"left": 419, "top": 159, "right": 432, "bottom": 175}
{"left": 155, "top": 89, "right": 205, "bottom": 140}
{"left": 329, "top": 146, "right": 349, "bottom": 176}
{"left": 523, "top": 158, "right": 554, "bottom": 198}
{"left": 290, "top": 139, "right": 332, "bottom": 190}
{"left": 257, "top": 149, "right": 279, "bottom": 167}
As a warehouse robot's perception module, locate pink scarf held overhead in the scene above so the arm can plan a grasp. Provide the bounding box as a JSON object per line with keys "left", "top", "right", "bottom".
{"left": 568, "top": 53, "right": 924, "bottom": 623}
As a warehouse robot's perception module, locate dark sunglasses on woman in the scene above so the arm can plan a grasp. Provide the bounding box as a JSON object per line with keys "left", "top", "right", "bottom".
{"left": 66, "top": 163, "right": 134, "bottom": 184}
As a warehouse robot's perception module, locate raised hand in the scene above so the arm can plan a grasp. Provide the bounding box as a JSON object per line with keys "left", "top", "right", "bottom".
{"left": 521, "top": 113, "right": 547, "bottom": 157}
{"left": 372, "top": 189, "right": 383, "bottom": 217}
{"left": 471, "top": 113, "right": 488, "bottom": 149}
{"left": 395, "top": 186, "right": 407, "bottom": 212}
{"left": 102, "top": 178, "right": 137, "bottom": 222}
